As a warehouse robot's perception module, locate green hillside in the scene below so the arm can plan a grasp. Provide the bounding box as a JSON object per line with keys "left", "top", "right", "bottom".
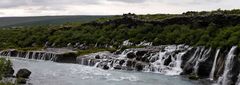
{"left": 1, "top": 9, "right": 240, "bottom": 49}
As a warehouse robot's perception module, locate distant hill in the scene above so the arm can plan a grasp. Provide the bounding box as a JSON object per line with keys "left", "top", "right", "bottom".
{"left": 0, "top": 15, "right": 109, "bottom": 27}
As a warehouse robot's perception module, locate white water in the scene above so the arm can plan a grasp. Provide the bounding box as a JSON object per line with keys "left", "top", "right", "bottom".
{"left": 209, "top": 49, "right": 220, "bottom": 80}
{"left": 145, "top": 45, "right": 190, "bottom": 75}
{"left": 193, "top": 48, "right": 211, "bottom": 75}
{"left": 217, "top": 46, "right": 237, "bottom": 85}
{"left": 11, "top": 58, "right": 200, "bottom": 85}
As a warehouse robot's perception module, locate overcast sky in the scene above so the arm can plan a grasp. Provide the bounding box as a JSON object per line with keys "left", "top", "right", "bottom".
{"left": 0, "top": 0, "right": 239, "bottom": 17}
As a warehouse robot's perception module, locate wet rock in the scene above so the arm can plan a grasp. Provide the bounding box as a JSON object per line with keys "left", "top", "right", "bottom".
{"left": 95, "top": 55, "right": 101, "bottom": 59}
{"left": 135, "top": 63, "right": 144, "bottom": 71}
{"left": 119, "top": 60, "right": 125, "bottom": 65}
{"left": 127, "top": 52, "right": 136, "bottom": 59}
{"left": 126, "top": 60, "right": 133, "bottom": 67}
{"left": 136, "top": 56, "right": 142, "bottom": 61}
{"left": 164, "top": 56, "right": 172, "bottom": 66}
{"left": 114, "top": 50, "right": 122, "bottom": 55}
{"left": 142, "top": 56, "right": 150, "bottom": 63}
{"left": 114, "top": 65, "right": 122, "bottom": 70}
{"left": 55, "top": 52, "right": 77, "bottom": 63}
{"left": 16, "top": 69, "right": 31, "bottom": 78}
{"left": 136, "top": 51, "right": 148, "bottom": 57}
{"left": 103, "top": 65, "right": 110, "bottom": 70}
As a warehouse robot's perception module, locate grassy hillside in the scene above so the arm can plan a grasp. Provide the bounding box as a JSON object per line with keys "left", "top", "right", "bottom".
{"left": 1, "top": 9, "right": 240, "bottom": 49}
{"left": 0, "top": 15, "right": 109, "bottom": 27}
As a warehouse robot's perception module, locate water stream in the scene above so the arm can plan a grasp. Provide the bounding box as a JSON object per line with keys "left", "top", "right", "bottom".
{"left": 11, "top": 58, "right": 201, "bottom": 85}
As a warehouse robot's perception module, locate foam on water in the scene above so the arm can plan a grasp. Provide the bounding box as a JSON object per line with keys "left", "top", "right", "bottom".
{"left": 11, "top": 58, "right": 200, "bottom": 85}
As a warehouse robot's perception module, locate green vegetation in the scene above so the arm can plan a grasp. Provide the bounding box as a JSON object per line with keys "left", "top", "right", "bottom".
{"left": 0, "top": 82, "right": 14, "bottom": 85}
{"left": 1, "top": 9, "right": 240, "bottom": 50}
{"left": 0, "top": 58, "right": 12, "bottom": 80}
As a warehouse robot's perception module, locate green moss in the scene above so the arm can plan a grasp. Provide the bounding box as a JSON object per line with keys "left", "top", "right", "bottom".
{"left": 0, "top": 82, "right": 14, "bottom": 85}
{"left": 188, "top": 73, "right": 200, "bottom": 80}
{"left": 0, "top": 58, "right": 12, "bottom": 80}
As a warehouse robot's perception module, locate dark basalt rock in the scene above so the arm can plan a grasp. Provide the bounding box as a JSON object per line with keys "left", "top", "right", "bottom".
{"left": 103, "top": 65, "right": 110, "bottom": 70}
{"left": 16, "top": 69, "right": 31, "bottom": 78}
{"left": 114, "top": 50, "right": 122, "bottom": 55}
{"left": 119, "top": 60, "right": 125, "bottom": 65}
{"left": 135, "top": 62, "right": 144, "bottom": 71}
{"left": 55, "top": 52, "right": 77, "bottom": 63}
{"left": 126, "top": 60, "right": 134, "bottom": 67}
{"left": 95, "top": 55, "right": 101, "bottom": 59}
{"left": 114, "top": 65, "right": 122, "bottom": 70}
{"left": 136, "top": 51, "right": 148, "bottom": 57}
{"left": 164, "top": 56, "right": 172, "bottom": 66}
{"left": 197, "top": 50, "right": 215, "bottom": 78}
{"left": 136, "top": 56, "right": 142, "bottom": 61}
{"left": 127, "top": 52, "right": 136, "bottom": 59}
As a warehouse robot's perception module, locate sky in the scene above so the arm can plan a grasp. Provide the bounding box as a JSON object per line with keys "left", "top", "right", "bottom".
{"left": 0, "top": 0, "right": 239, "bottom": 17}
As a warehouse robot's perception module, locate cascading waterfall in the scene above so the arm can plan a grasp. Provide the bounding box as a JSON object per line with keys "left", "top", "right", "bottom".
{"left": 32, "top": 52, "right": 36, "bottom": 59}
{"left": 209, "top": 49, "right": 220, "bottom": 80}
{"left": 236, "top": 73, "right": 240, "bottom": 85}
{"left": 193, "top": 48, "right": 211, "bottom": 75}
{"left": 142, "top": 45, "right": 191, "bottom": 75}
{"left": 217, "top": 46, "right": 237, "bottom": 85}
{"left": 169, "top": 50, "right": 188, "bottom": 75}
{"left": 25, "top": 52, "right": 30, "bottom": 59}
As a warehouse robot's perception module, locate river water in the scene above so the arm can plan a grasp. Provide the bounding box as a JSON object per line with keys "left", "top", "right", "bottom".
{"left": 11, "top": 58, "right": 201, "bottom": 85}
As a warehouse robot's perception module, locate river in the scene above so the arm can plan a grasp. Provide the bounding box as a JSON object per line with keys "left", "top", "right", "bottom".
{"left": 10, "top": 58, "right": 202, "bottom": 85}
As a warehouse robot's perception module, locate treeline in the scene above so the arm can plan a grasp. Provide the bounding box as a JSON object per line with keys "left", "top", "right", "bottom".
{"left": 1, "top": 9, "right": 240, "bottom": 49}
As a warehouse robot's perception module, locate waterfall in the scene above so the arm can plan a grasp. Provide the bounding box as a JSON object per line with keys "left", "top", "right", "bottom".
{"left": 209, "top": 49, "right": 220, "bottom": 80}
{"left": 25, "top": 52, "right": 30, "bottom": 59}
{"left": 217, "top": 46, "right": 237, "bottom": 85}
{"left": 193, "top": 48, "right": 211, "bottom": 75}
{"left": 143, "top": 45, "right": 191, "bottom": 75}
{"left": 16, "top": 52, "right": 20, "bottom": 58}
{"left": 32, "top": 52, "right": 36, "bottom": 59}
{"left": 94, "top": 62, "right": 100, "bottom": 67}
{"left": 169, "top": 51, "right": 188, "bottom": 75}
{"left": 50, "top": 54, "right": 57, "bottom": 61}
{"left": 236, "top": 73, "right": 240, "bottom": 85}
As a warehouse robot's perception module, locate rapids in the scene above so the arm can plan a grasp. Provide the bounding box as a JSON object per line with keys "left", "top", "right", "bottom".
{"left": 11, "top": 58, "right": 201, "bottom": 85}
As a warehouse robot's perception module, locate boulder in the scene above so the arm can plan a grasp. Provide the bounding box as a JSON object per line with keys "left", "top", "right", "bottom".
{"left": 135, "top": 63, "right": 144, "bottom": 71}
{"left": 114, "top": 65, "right": 122, "bottom": 70}
{"left": 136, "top": 51, "right": 148, "bottom": 57}
{"left": 119, "top": 60, "right": 125, "bottom": 65}
{"left": 55, "top": 52, "right": 77, "bottom": 63}
{"left": 16, "top": 69, "right": 31, "bottom": 78}
{"left": 127, "top": 52, "right": 136, "bottom": 59}
{"left": 95, "top": 55, "right": 101, "bottom": 59}
{"left": 103, "top": 65, "right": 110, "bottom": 70}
